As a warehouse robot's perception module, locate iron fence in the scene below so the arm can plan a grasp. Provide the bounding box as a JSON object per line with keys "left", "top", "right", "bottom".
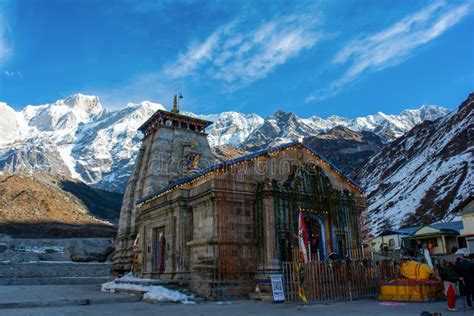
{"left": 282, "top": 259, "right": 400, "bottom": 303}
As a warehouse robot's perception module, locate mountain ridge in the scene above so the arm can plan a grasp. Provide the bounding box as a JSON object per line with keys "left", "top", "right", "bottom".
{"left": 0, "top": 94, "right": 450, "bottom": 192}
{"left": 354, "top": 93, "right": 473, "bottom": 234}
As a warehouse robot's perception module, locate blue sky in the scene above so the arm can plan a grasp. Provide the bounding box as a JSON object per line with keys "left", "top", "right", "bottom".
{"left": 0, "top": 0, "right": 473, "bottom": 118}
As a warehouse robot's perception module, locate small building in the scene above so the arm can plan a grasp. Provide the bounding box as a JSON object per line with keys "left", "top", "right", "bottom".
{"left": 458, "top": 197, "right": 474, "bottom": 254}
{"left": 402, "top": 221, "right": 464, "bottom": 256}
{"left": 370, "top": 227, "right": 418, "bottom": 252}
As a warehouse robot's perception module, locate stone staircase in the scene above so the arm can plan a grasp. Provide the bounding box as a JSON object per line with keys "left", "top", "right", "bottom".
{"left": 0, "top": 261, "right": 111, "bottom": 285}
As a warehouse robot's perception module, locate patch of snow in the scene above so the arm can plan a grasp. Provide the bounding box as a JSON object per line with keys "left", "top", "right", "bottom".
{"left": 24, "top": 260, "right": 108, "bottom": 264}
{"left": 119, "top": 272, "right": 157, "bottom": 283}
{"left": 101, "top": 273, "right": 195, "bottom": 304}
{"left": 102, "top": 280, "right": 149, "bottom": 293}
{"left": 57, "top": 144, "right": 82, "bottom": 180}
{"left": 14, "top": 246, "right": 64, "bottom": 254}
{"left": 144, "top": 286, "right": 195, "bottom": 304}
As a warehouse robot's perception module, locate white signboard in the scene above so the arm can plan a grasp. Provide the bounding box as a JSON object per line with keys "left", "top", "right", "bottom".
{"left": 271, "top": 275, "right": 285, "bottom": 302}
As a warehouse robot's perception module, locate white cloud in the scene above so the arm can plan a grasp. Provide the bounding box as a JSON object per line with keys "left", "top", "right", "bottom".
{"left": 164, "top": 14, "right": 322, "bottom": 87}
{"left": 306, "top": 1, "right": 472, "bottom": 103}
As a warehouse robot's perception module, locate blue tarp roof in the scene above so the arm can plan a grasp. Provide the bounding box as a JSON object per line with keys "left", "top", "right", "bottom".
{"left": 401, "top": 221, "right": 464, "bottom": 239}
{"left": 378, "top": 227, "right": 420, "bottom": 237}
{"left": 429, "top": 221, "right": 463, "bottom": 232}
{"left": 396, "top": 227, "right": 420, "bottom": 235}
{"left": 137, "top": 141, "right": 364, "bottom": 205}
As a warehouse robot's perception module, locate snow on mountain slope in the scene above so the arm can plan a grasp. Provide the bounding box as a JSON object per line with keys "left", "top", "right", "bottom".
{"left": 241, "top": 110, "right": 319, "bottom": 150}
{"left": 71, "top": 101, "right": 165, "bottom": 192}
{"left": 0, "top": 94, "right": 450, "bottom": 192}
{"left": 184, "top": 111, "right": 264, "bottom": 147}
{"left": 0, "top": 102, "right": 30, "bottom": 145}
{"left": 22, "top": 94, "right": 104, "bottom": 132}
{"left": 301, "top": 105, "right": 449, "bottom": 139}
{"left": 355, "top": 94, "right": 473, "bottom": 234}
{"left": 0, "top": 137, "right": 71, "bottom": 176}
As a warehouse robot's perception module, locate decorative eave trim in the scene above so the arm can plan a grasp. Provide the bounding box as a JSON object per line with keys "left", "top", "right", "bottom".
{"left": 138, "top": 109, "right": 213, "bottom": 133}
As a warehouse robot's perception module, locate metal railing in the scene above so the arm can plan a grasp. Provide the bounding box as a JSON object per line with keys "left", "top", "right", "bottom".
{"left": 282, "top": 259, "right": 400, "bottom": 303}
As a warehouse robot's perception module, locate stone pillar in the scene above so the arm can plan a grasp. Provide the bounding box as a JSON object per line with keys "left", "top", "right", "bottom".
{"left": 173, "top": 205, "right": 192, "bottom": 285}
{"left": 255, "top": 180, "right": 280, "bottom": 293}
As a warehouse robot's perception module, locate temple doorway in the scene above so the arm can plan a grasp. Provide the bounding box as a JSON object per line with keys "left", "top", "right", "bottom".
{"left": 336, "top": 233, "right": 348, "bottom": 258}
{"left": 152, "top": 227, "right": 166, "bottom": 273}
{"left": 276, "top": 212, "right": 327, "bottom": 263}
{"left": 305, "top": 214, "right": 326, "bottom": 260}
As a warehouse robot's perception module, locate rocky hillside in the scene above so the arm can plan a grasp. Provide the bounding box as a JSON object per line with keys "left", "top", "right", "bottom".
{"left": 0, "top": 172, "right": 122, "bottom": 237}
{"left": 0, "top": 94, "right": 448, "bottom": 192}
{"left": 305, "top": 126, "right": 384, "bottom": 175}
{"left": 355, "top": 94, "right": 473, "bottom": 234}
{"left": 212, "top": 146, "right": 251, "bottom": 163}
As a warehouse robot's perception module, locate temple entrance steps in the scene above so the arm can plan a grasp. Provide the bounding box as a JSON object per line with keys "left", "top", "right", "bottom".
{"left": 0, "top": 261, "right": 111, "bottom": 285}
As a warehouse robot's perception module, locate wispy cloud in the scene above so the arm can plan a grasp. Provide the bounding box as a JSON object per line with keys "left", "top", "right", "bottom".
{"left": 3, "top": 70, "right": 21, "bottom": 78}
{"left": 0, "top": 10, "right": 10, "bottom": 67}
{"left": 164, "top": 13, "right": 322, "bottom": 87}
{"left": 306, "top": 1, "right": 472, "bottom": 103}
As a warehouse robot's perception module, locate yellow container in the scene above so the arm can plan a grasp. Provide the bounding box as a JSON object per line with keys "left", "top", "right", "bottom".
{"left": 378, "top": 280, "right": 441, "bottom": 302}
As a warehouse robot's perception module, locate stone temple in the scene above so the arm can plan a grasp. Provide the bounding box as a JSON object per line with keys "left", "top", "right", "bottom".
{"left": 112, "top": 98, "right": 366, "bottom": 299}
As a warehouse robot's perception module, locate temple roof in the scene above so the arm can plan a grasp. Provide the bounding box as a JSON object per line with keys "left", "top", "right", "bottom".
{"left": 137, "top": 141, "right": 364, "bottom": 206}
{"left": 138, "top": 109, "right": 213, "bottom": 134}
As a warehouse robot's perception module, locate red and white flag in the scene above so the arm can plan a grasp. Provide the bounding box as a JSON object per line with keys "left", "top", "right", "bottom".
{"left": 298, "top": 211, "right": 309, "bottom": 263}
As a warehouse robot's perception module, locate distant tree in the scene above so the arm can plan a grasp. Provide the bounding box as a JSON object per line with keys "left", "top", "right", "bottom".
{"left": 379, "top": 218, "right": 393, "bottom": 233}
{"left": 359, "top": 210, "right": 372, "bottom": 242}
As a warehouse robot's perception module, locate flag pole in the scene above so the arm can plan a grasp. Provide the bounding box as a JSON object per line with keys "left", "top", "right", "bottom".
{"left": 297, "top": 210, "right": 308, "bottom": 304}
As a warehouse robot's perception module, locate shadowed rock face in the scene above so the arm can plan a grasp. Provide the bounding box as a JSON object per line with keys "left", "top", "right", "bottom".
{"left": 354, "top": 93, "right": 474, "bottom": 234}
{"left": 304, "top": 126, "right": 385, "bottom": 176}
{"left": 211, "top": 145, "right": 251, "bottom": 163}
{"left": 0, "top": 172, "right": 122, "bottom": 238}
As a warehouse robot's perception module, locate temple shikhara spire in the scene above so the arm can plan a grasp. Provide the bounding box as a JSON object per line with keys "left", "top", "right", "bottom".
{"left": 112, "top": 95, "right": 214, "bottom": 278}
{"left": 171, "top": 94, "right": 180, "bottom": 114}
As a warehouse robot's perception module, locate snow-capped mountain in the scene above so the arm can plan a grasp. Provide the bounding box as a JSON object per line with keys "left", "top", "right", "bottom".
{"left": 0, "top": 95, "right": 165, "bottom": 192}
{"left": 241, "top": 110, "right": 318, "bottom": 151}
{"left": 0, "top": 93, "right": 450, "bottom": 192}
{"left": 22, "top": 94, "right": 104, "bottom": 132}
{"left": 242, "top": 105, "right": 449, "bottom": 150}
{"left": 355, "top": 93, "right": 473, "bottom": 234}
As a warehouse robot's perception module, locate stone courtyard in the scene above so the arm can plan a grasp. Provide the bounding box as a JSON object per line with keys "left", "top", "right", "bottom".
{"left": 0, "top": 284, "right": 471, "bottom": 316}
